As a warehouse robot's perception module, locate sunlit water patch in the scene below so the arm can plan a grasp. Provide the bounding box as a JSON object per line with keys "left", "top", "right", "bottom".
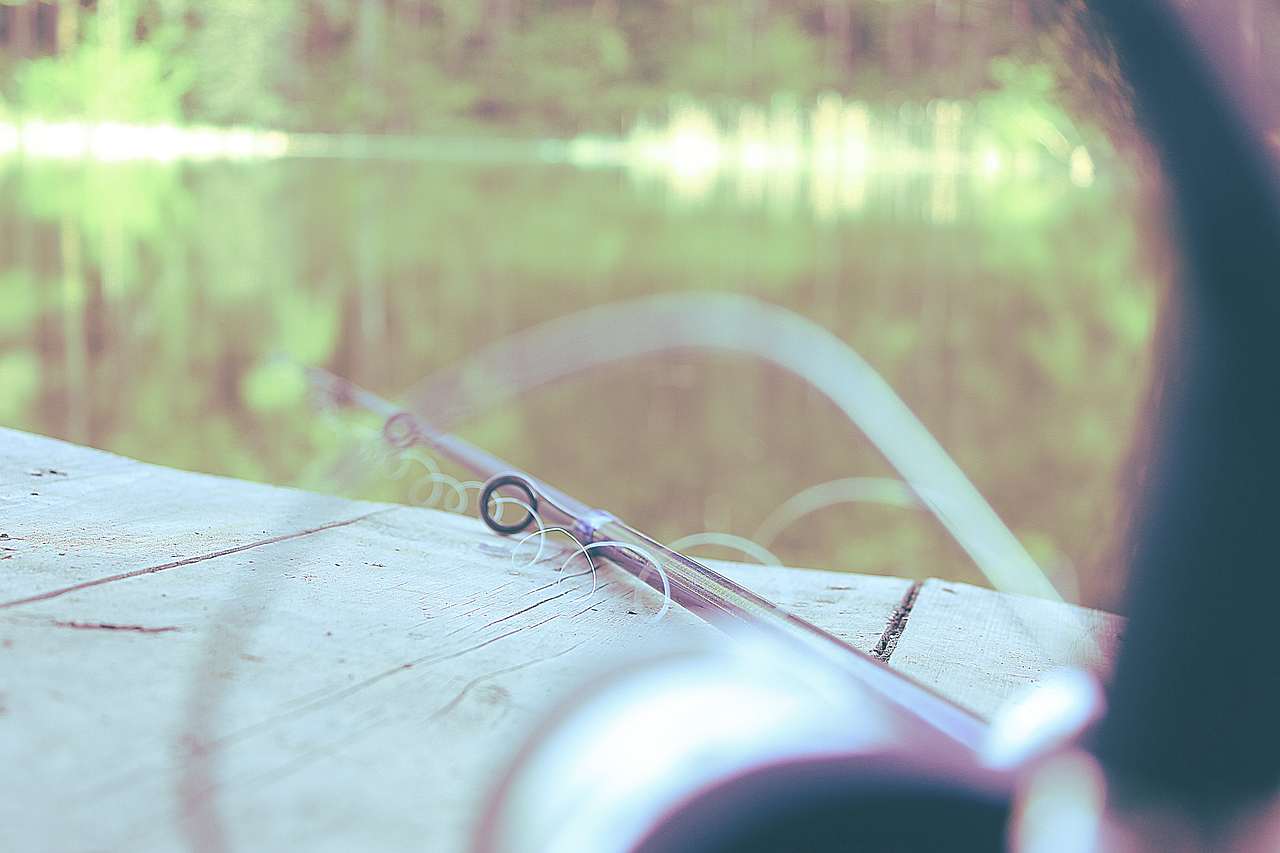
{"left": 2, "top": 89, "right": 1093, "bottom": 227}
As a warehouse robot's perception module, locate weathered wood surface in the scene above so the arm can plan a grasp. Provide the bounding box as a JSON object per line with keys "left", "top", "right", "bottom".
{"left": 0, "top": 427, "right": 1120, "bottom": 852}
{"left": 892, "top": 580, "right": 1122, "bottom": 720}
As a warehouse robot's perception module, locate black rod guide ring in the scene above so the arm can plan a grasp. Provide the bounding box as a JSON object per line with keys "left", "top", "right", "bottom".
{"left": 480, "top": 474, "right": 539, "bottom": 535}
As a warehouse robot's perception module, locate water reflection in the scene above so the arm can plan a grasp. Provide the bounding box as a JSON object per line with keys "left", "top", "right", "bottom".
{"left": 3, "top": 89, "right": 1094, "bottom": 229}
{"left": 625, "top": 93, "right": 1094, "bottom": 225}
{"left": 0, "top": 101, "right": 1162, "bottom": 608}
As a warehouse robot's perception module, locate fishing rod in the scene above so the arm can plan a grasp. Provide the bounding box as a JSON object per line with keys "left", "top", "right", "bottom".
{"left": 306, "top": 365, "right": 995, "bottom": 761}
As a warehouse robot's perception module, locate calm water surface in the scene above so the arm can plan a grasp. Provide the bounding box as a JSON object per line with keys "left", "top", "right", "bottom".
{"left": 0, "top": 140, "right": 1164, "bottom": 607}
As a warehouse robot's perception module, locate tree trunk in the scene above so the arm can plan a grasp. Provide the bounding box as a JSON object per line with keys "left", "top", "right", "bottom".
{"left": 6, "top": 1, "right": 36, "bottom": 59}
{"left": 56, "top": 0, "right": 77, "bottom": 56}
{"left": 824, "top": 0, "right": 852, "bottom": 85}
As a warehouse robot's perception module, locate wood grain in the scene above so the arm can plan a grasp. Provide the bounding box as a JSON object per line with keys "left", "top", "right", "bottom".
{"left": 0, "top": 428, "right": 918, "bottom": 852}
{"left": 889, "top": 578, "right": 1124, "bottom": 719}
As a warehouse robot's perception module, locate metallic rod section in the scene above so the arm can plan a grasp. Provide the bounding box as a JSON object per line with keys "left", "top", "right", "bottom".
{"left": 308, "top": 366, "right": 990, "bottom": 757}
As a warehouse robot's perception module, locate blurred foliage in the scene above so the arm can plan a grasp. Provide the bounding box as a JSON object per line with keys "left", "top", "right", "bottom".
{"left": 7, "top": 0, "right": 193, "bottom": 122}
{"left": 1, "top": 0, "right": 1119, "bottom": 138}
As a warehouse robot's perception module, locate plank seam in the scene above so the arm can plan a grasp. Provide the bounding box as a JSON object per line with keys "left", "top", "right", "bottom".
{"left": 49, "top": 619, "right": 181, "bottom": 633}
{"left": 870, "top": 580, "right": 922, "bottom": 662}
{"left": 0, "top": 509, "right": 395, "bottom": 609}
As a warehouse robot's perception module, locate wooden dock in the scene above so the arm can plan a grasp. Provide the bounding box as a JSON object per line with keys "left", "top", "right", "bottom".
{"left": 0, "top": 426, "right": 1121, "bottom": 852}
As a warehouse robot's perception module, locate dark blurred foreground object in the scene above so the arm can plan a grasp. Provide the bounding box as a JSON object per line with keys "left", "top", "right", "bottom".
{"left": 1085, "top": 0, "right": 1280, "bottom": 846}
{"left": 628, "top": 756, "right": 1009, "bottom": 853}
{"left": 478, "top": 2, "right": 1280, "bottom": 852}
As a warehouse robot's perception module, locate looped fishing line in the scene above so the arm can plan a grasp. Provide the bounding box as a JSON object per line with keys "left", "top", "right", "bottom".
{"left": 579, "top": 541, "right": 672, "bottom": 622}
{"left": 498, "top": 500, "right": 605, "bottom": 600}
{"left": 381, "top": 444, "right": 435, "bottom": 482}
{"left": 305, "top": 376, "right": 675, "bottom": 620}
{"left": 354, "top": 424, "right": 392, "bottom": 467}
{"left": 496, "top": 498, "right": 673, "bottom": 621}
{"left": 400, "top": 292, "right": 1060, "bottom": 600}
{"left": 547, "top": 539, "right": 672, "bottom": 622}
{"left": 395, "top": 445, "right": 479, "bottom": 512}
{"left": 508, "top": 509, "right": 569, "bottom": 568}
{"left": 667, "top": 532, "right": 783, "bottom": 567}
{"left": 410, "top": 473, "right": 476, "bottom": 513}
{"left": 314, "top": 402, "right": 483, "bottom": 517}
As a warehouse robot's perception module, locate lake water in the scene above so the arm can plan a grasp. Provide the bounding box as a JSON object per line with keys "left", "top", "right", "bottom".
{"left": 0, "top": 105, "right": 1168, "bottom": 607}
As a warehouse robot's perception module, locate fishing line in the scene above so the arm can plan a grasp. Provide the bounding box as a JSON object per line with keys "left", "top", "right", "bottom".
{"left": 573, "top": 540, "right": 672, "bottom": 622}
{"left": 380, "top": 444, "right": 435, "bottom": 482}
{"left": 491, "top": 499, "right": 597, "bottom": 593}
{"left": 667, "top": 532, "right": 783, "bottom": 567}
{"left": 409, "top": 472, "right": 475, "bottom": 513}
{"left": 527, "top": 528, "right": 604, "bottom": 601}
{"left": 304, "top": 367, "right": 678, "bottom": 623}
{"left": 490, "top": 491, "right": 673, "bottom": 620}
{"left": 401, "top": 292, "right": 1060, "bottom": 600}
{"left": 752, "top": 477, "right": 926, "bottom": 549}
{"left": 513, "top": 524, "right": 577, "bottom": 570}
{"left": 484, "top": 488, "right": 592, "bottom": 583}
{"left": 299, "top": 387, "right": 486, "bottom": 517}
{"left": 503, "top": 508, "right": 616, "bottom": 610}
{"left": 402, "top": 447, "right": 446, "bottom": 507}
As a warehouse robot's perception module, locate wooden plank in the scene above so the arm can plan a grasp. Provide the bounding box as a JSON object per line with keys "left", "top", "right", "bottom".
{"left": 0, "top": 426, "right": 393, "bottom": 606}
{"left": 0, "top": 429, "right": 913, "bottom": 853}
{"left": 702, "top": 560, "right": 914, "bottom": 654}
{"left": 2, "top": 515, "right": 699, "bottom": 852}
{"left": 888, "top": 578, "right": 1124, "bottom": 720}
